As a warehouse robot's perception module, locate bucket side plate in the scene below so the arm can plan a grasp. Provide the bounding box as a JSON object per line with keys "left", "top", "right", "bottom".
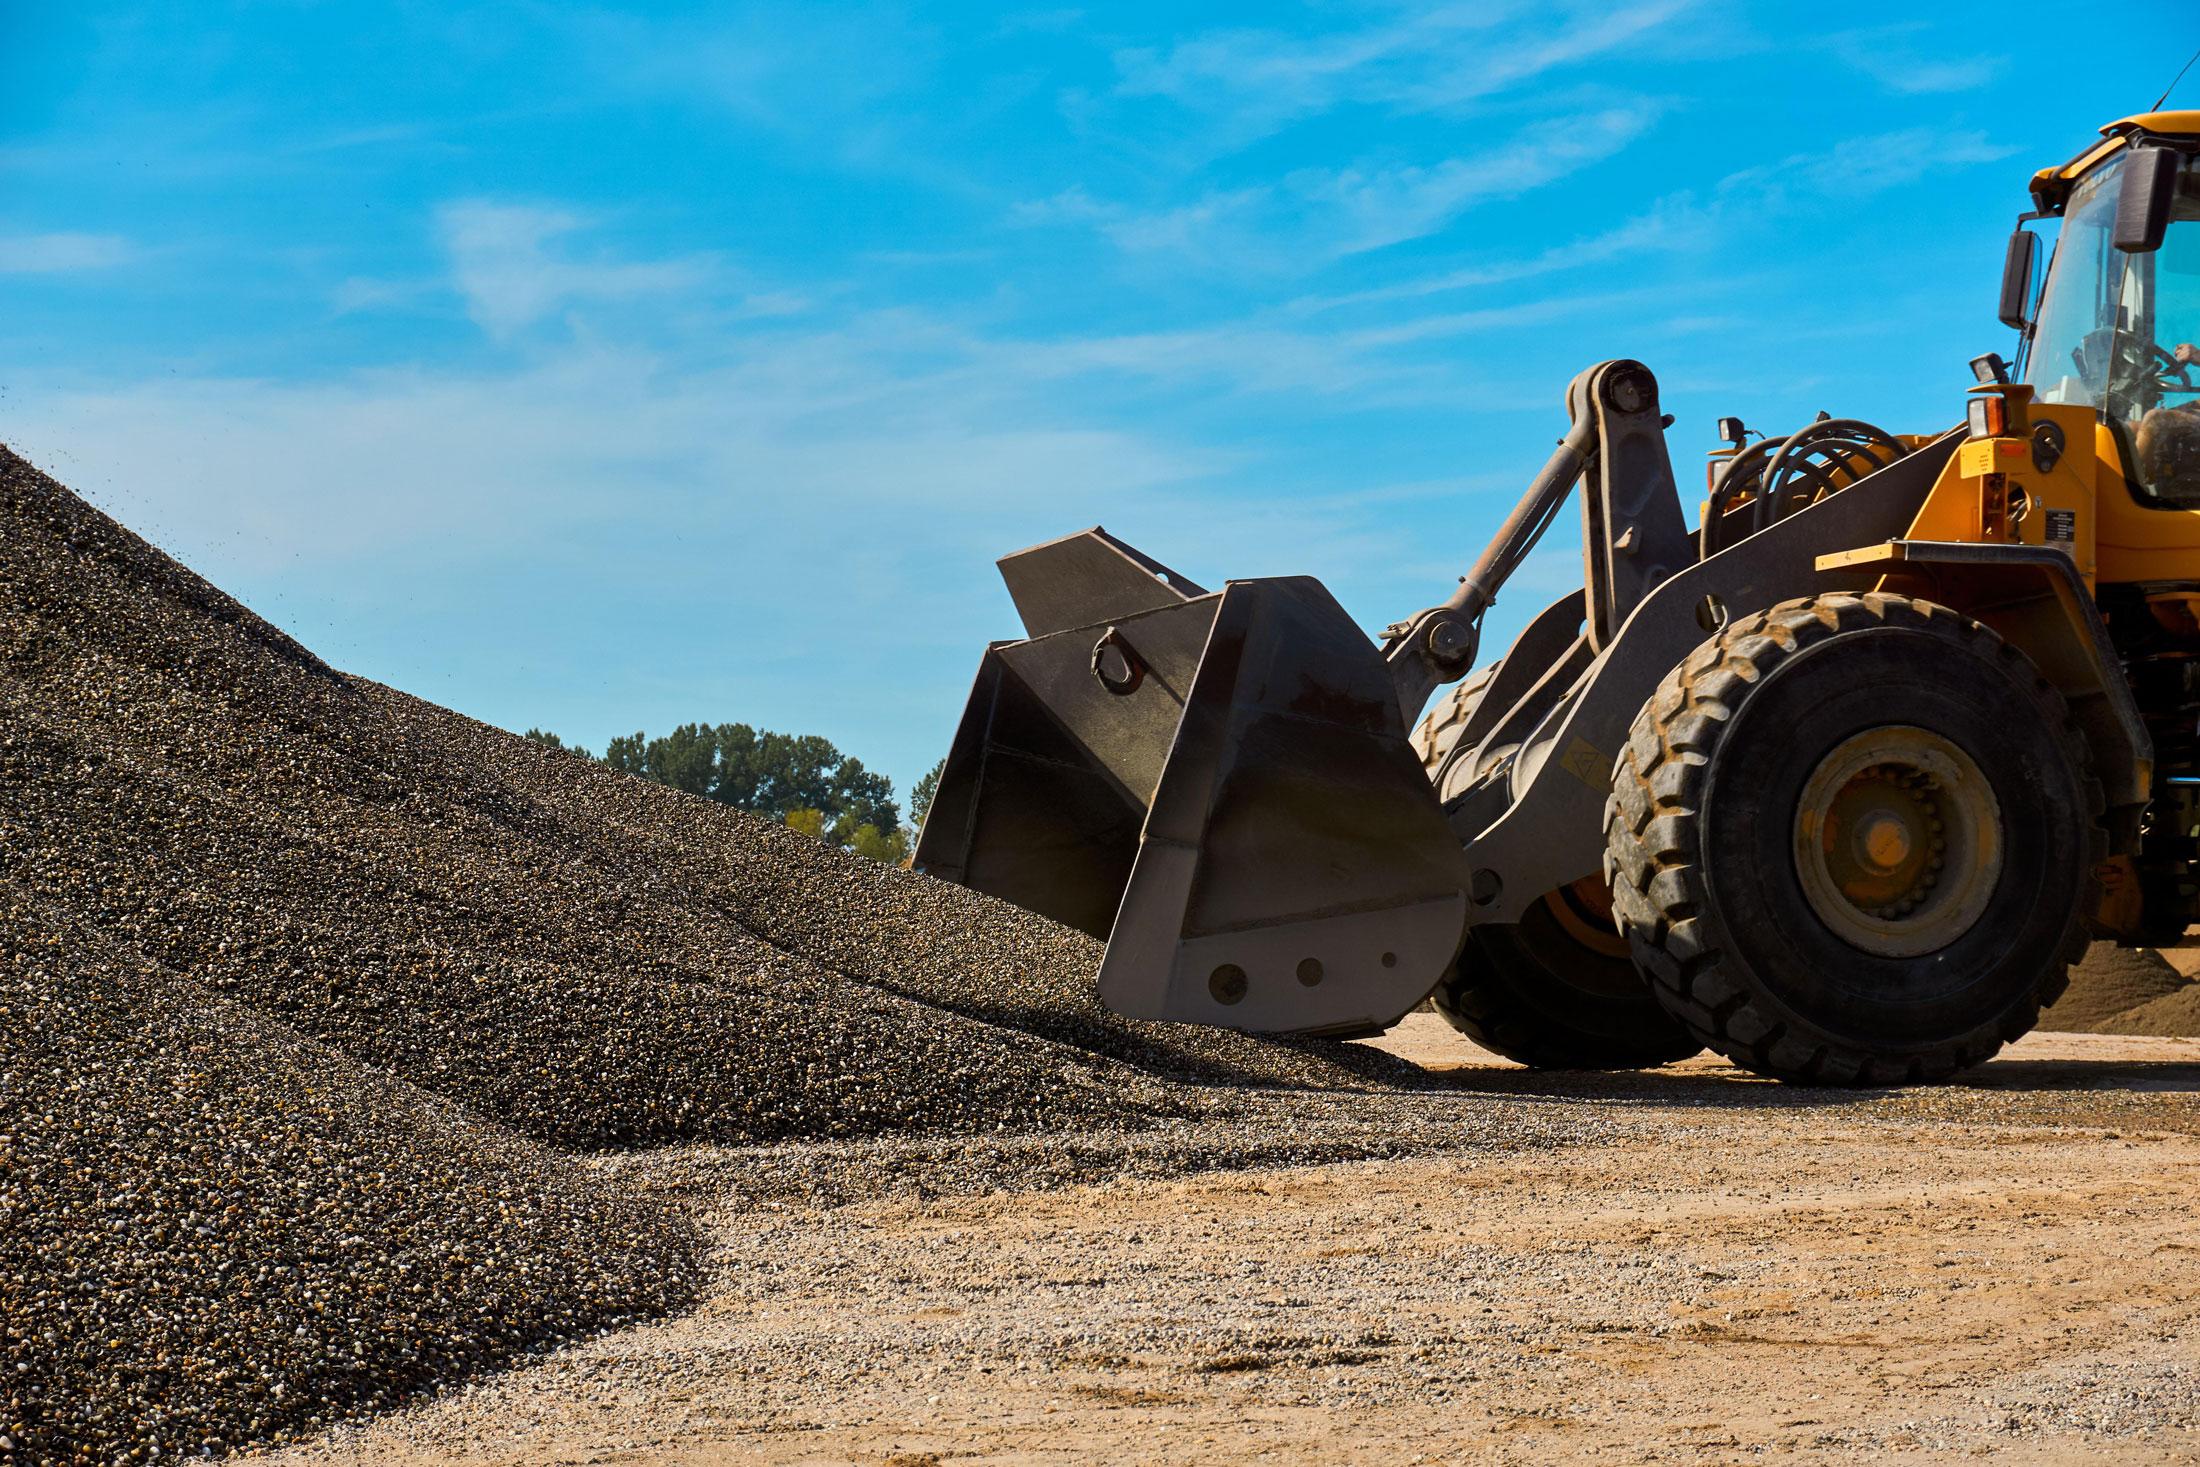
{"left": 1097, "top": 577, "right": 1472, "bottom": 1036}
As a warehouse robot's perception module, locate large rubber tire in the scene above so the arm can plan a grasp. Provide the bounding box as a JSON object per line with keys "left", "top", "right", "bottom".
{"left": 1414, "top": 665, "right": 1700, "bottom": 1070}
{"left": 1605, "top": 593, "right": 2105, "bottom": 1085}
{"left": 1430, "top": 884, "right": 1704, "bottom": 1069}
{"left": 1412, "top": 663, "right": 1499, "bottom": 779}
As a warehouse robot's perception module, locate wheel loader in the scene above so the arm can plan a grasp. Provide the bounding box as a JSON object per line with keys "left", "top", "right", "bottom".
{"left": 916, "top": 109, "right": 2200, "bottom": 1085}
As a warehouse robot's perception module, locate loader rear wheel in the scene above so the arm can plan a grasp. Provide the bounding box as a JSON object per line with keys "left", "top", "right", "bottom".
{"left": 1430, "top": 877, "right": 1704, "bottom": 1069}
{"left": 1605, "top": 593, "right": 2105, "bottom": 1086}
{"left": 1418, "top": 665, "right": 1698, "bottom": 1070}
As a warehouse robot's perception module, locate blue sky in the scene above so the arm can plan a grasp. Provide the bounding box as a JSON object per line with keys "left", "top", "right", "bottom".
{"left": 1, "top": 3, "right": 2188, "bottom": 807}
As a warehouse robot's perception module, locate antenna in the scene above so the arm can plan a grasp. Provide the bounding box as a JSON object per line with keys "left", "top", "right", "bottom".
{"left": 2153, "top": 44, "right": 2200, "bottom": 111}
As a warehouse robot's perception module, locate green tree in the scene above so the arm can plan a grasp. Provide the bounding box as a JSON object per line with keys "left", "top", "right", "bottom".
{"left": 588, "top": 719, "right": 916, "bottom": 864}
{"left": 847, "top": 822, "right": 911, "bottom": 865}
{"left": 720, "top": 726, "right": 837, "bottom": 815}
{"left": 909, "top": 758, "right": 945, "bottom": 829}
{"left": 716, "top": 726, "right": 900, "bottom": 829}
{"left": 829, "top": 756, "right": 897, "bottom": 832}
{"left": 603, "top": 731, "right": 647, "bottom": 776}
{"left": 645, "top": 722, "right": 719, "bottom": 797}
{"left": 522, "top": 728, "right": 594, "bottom": 760}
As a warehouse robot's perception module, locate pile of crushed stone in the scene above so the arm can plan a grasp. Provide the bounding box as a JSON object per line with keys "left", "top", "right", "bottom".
{"left": 2095, "top": 982, "right": 2200, "bottom": 1036}
{"left": 0, "top": 444, "right": 1410, "bottom": 1153}
{"left": 2041, "top": 943, "right": 2200, "bottom": 1037}
{"left": 0, "top": 443, "right": 1423, "bottom": 1460}
{"left": 1, "top": 897, "right": 699, "bottom": 1464}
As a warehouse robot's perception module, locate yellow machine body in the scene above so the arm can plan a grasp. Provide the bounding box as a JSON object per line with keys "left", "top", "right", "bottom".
{"left": 918, "top": 107, "right": 2200, "bottom": 1084}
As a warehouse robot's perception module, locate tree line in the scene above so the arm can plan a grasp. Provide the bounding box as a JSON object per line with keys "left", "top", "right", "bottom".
{"left": 523, "top": 723, "right": 944, "bottom": 865}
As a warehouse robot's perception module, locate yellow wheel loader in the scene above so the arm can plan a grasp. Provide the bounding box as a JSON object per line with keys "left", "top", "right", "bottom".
{"left": 917, "top": 110, "right": 2200, "bottom": 1085}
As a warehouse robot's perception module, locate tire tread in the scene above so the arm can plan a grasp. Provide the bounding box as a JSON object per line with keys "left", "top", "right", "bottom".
{"left": 1600, "top": 592, "right": 2105, "bottom": 1086}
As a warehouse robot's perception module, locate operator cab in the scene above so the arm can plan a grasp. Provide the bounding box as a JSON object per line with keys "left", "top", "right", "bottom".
{"left": 2021, "top": 114, "right": 2200, "bottom": 503}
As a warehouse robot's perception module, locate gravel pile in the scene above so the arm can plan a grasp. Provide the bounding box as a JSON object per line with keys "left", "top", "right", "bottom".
{"left": 0, "top": 444, "right": 1414, "bottom": 1153}
{"left": 2090, "top": 982, "right": 2200, "bottom": 1037}
{"left": 2041, "top": 944, "right": 2198, "bottom": 1035}
{"left": 0, "top": 895, "right": 700, "bottom": 1463}
{"left": 0, "top": 443, "right": 1425, "bottom": 1461}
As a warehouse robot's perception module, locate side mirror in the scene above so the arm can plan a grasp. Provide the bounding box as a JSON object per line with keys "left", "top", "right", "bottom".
{"left": 2115, "top": 146, "right": 2180, "bottom": 253}
{"left": 1998, "top": 228, "right": 2039, "bottom": 329}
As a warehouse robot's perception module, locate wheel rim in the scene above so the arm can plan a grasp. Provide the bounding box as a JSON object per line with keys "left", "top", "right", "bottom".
{"left": 1791, "top": 725, "right": 2003, "bottom": 958}
{"left": 1540, "top": 875, "right": 1631, "bottom": 960}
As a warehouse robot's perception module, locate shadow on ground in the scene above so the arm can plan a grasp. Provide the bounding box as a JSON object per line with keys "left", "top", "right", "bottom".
{"left": 1376, "top": 1054, "right": 2200, "bottom": 1108}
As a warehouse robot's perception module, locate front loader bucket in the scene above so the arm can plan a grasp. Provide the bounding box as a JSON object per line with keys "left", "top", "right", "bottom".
{"left": 919, "top": 548, "right": 1472, "bottom": 1037}
{"left": 916, "top": 589, "right": 1221, "bottom": 940}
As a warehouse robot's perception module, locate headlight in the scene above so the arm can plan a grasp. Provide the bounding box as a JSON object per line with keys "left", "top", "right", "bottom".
{"left": 1967, "top": 394, "right": 2007, "bottom": 439}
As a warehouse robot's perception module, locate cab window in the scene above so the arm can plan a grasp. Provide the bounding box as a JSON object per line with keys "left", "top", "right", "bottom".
{"left": 2027, "top": 149, "right": 2200, "bottom": 505}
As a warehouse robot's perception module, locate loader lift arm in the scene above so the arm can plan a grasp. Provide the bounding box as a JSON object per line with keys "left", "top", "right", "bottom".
{"left": 1381, "top": 361, "right": 1697, "bottom": 725}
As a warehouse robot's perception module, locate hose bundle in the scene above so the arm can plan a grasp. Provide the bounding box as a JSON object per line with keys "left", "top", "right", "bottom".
{"left": 1704, "top": 416, "right": 1908, "bottom": 555}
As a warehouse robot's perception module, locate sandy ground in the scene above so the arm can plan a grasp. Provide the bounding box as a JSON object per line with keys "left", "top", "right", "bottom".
{"left": 264, "top": 1018, "right": 2200, "bottom": 1466}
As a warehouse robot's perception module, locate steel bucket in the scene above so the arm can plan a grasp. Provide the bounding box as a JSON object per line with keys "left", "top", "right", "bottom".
{"left": 916, "top": 531, "right": 1470, "bottom": 1036}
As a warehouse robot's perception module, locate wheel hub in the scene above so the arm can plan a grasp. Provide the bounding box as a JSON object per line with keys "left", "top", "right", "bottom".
{"left": 1854, "top": 810, "right": 1914, "bottom": 872}
{"left": 1539, "top": 874, "right": 1631, "bottom": 960}
{"left": 1792, "top": 727, "right": 2002, "bottom": 958}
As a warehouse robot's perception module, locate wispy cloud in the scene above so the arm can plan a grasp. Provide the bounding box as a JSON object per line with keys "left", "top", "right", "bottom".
{"left": 437, "top": 202, "right": 715, "bottom": 338}
{"left": 4, "top": 347, "right": 1216, "bottom": 572}
{"left": 990, "top": 319, "right": 1425, "bottom": 398}
{"left": 1340, "top": 286, "right": 1656, "bottom": 350}
{"left": 1019, "top": 108, "right": 1661, "bottom": 268}
{"left": 0, "top": 232, "right": 136, "bottom": 274}
{"left": 1295, "top": 197, "right": 1722, "bottom": 313}
{"left": 1296, "top": 107, "right": 1661, "bottom": 254}
{"left": 1111, "top": 1, "right": 1697, "bottom": 143}
{"left": 330, "top": 275, "right": 439, "bottom": 316}
{"left": 557, "top": 6, "right": 982, "bottom": 191}
{"left": 6, "top": 190, "right": 1671, "bottom": 594}
{"left": 1826, "top": 26, "right": 2005, "bottom": 94}
{"left": 1276, "top": 119, "right": 2015, "bottom": 329}
{"left": 1285, "top": 122, "right": 2015, "bottom": 318}
{"left": 567, "top": 7, "right": 927, "bottom": 127}
{"left": 1013, "top": 184, "right": 1271, "bottom": 264}
{"left": 1721, "top": 127, "right": 2019, "bottom": 200}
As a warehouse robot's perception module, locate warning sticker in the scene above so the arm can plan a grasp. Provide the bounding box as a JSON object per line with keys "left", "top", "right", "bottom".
{"left": 1559, "top": 737, "right": 1608, "bottom": 787}
{"left": 2045, "top": 508, "right": 2076, "bottom": 543}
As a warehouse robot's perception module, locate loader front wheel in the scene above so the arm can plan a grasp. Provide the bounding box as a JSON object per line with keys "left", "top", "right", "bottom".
{"left": 1412, "top": 662, "right": 1500, "bottom": 781}
{"left": 1605, "top": 593, "right": 2104, "bottom": 1085}
{"left": 1429, "top": 877, "right": 1703, "bottom": 1069}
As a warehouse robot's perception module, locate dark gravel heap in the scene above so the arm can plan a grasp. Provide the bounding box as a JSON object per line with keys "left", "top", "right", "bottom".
{"left": 0, "top": 896, "right": 700, "bottom": 1464}
{"left": 0, "top": 445, "right": 1411, "bottom": 1152}
{"left": 0, "top": 443, "right": 1422, "bottom": 1462}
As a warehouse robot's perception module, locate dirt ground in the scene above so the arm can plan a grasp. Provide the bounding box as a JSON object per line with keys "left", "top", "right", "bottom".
{"left": 264, "top": 1018, "right": 2200, "bottom": 1466}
